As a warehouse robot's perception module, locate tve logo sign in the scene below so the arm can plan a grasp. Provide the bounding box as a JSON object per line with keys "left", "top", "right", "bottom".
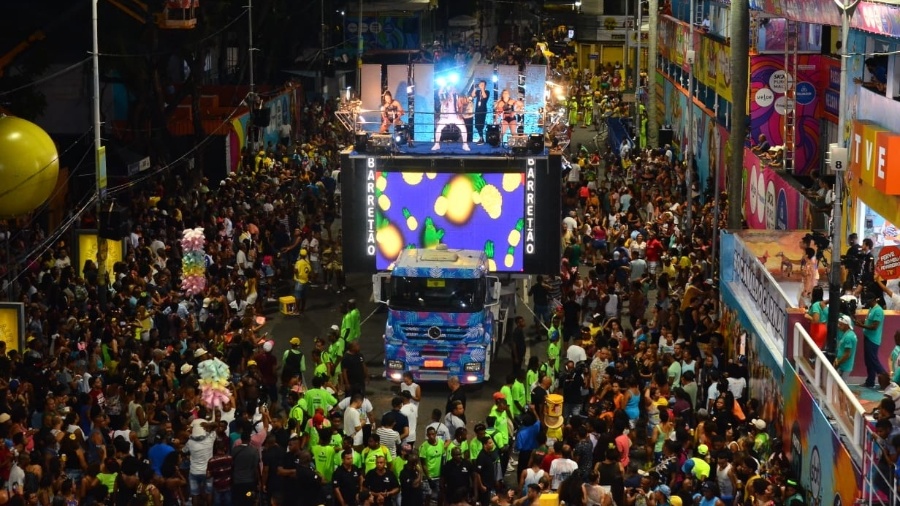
{"left": 874, "top": 130, "right": 900, "bottom": 195}
{"left": 850, "top": 120, "right": 887, "bottom": 188}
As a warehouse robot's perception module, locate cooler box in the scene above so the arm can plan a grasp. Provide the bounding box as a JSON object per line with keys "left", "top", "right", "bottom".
{"left": 279, "top": 296, "right": 296, "bottom": 315}
{"left": 539, "top": 492, "right": 559, "bottom": 506}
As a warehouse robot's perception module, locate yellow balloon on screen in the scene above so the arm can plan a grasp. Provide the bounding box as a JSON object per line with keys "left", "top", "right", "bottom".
{"left": 0, "top": 116, "right": 59, "bottom": 217}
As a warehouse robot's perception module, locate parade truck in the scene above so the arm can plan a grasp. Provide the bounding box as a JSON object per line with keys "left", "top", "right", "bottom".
{"left": 374, "top": 246, "right": 502, "bottom": 383}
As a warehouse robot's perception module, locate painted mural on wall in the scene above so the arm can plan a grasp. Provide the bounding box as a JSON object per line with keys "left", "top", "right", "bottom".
{"left": 749, "top": 55, "right": 823, "bottom": 175}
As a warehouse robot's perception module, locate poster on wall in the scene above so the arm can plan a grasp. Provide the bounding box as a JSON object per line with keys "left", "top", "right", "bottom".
{"left": 749, "top": 55, "right": 822, "bottom": 174}
{"left": 76, "top": 231, "right": 125, "bottom": 280}
{"left": 782, "top": 359, "right": 861, "bottom": 505}
{"left": 0, "top": 303, "right": 23, "bottom": 353}
{"left": 743, "top": 148, "right": 813, "bottom": 230}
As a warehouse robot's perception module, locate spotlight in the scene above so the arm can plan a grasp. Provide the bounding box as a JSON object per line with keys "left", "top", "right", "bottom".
{"left": 436, "top": 76, "right": 447, "bottom": 88}
{"left": 354, "top": 132, "right": 370, "bottom": 153}
{"left": 367, "top": 134, "right": 393, "bottom": 154}
{"left": 406, "top": 85, "right": 414, "bottom": 94}
{"left": 528, "top": 134, "right": 544, "bottom": 154}
{"left": 449, "top": 73, "right": 459, "bottom": 84}
{"left": 492, "top": 75, "right": 499, "bottom": 83}
{"left": 485, "top": 125, "right": 501, "bottom": 147}
{"left": 394, "top": 125, "right": 409, "bottom": 145}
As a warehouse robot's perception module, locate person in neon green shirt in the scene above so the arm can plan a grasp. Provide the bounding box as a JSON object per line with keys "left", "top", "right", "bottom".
{"left": 392, "top": 443, "right": 410, "bottom": 480}
{"left": 547, "top": 333, "right": 561, "bottom": 374}
{"left": 525, "top": 357, "right": 540, "bottom": 404}
{"left": 499, "top": 376, "right": 519, "bottom": 418}
{"left": 327, "top": 325, "right": 345, "bottom": 380}
{"left": 312, "top": 349, "right": 330, "bottom": 380}
{"left": 469, "top": 423, "right": 486, "bottom": 461}
{"left": 511, "top": 371, "right": 527, "bottom": 417}
{"left": 333, "top": 436, "right": 363, "bottom": 470}
{"left": 361, "top": 433, "right": 392, "bottom": 474}
{"left": 341, "top": 300, "right": 362, "bottom": 342}
{"left": 303, "top": 409, "right": 332, "bottom": 449}
{"left": 446, "top": 427, "right": 469, "bottom": 460}
{"left": 419, "top": 427, "right": 444, "bottom": 492}
{"left": 890, "top": 331, "right": 900, "bottom": 384}
{"left": 303, "top": 376, "right": 338, "bottom": 418}
{"left": 311, "top": 428, "right": 337, "bottom": 481}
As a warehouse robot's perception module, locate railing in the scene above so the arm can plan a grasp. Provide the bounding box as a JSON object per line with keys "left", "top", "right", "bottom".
{"left": 792, "top": 322, "right": 868, "bottom": 462}
{"left": 863, "top": 424, "right": 898, "bottom": 506}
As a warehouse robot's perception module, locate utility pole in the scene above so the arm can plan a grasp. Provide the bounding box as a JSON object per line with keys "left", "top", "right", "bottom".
{"left": 726, "top": 0, "right": 748, "bottom": 229}
{"left": 92, "top": 0, "right": 108, "bottom": 312}
{"left": 248, "top": 0, "right": 255, "bottom": 95}
{"left": 828, "top": 0, "right": 860, "bottom": 352}
{"left": 634, "top": 0, "right": 642, "bottom": 135}
{"left": 319, "top": 0, "right": 326, "bottom": 93}
{"left": 648, "top": 0, "right": 659, "bottom": 147}
{"left": 684, "top": 0, "right": 694, "bottom": 241}
{"left": 357, "top": 0, "right": 363, "bottom": 93}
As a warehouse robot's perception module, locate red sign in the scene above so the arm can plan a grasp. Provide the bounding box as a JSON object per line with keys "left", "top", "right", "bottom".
{"left": 876, "top": 245, "right": 900, "bottom": 280}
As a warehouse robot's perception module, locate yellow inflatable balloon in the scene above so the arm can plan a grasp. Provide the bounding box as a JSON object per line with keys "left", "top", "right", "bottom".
{"left": 0, "top": 116, "right": 59, "bottom": 217}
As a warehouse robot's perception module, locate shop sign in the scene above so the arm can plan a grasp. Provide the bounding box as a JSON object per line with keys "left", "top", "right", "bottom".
{"left": 876, "top": 245, "right": 900, "bottom": 280}
{"left": 874, "top": 131, "right": 900, "bottom": 195}
{"left": 850, "top": 120, "right": 888, "bottom": 189}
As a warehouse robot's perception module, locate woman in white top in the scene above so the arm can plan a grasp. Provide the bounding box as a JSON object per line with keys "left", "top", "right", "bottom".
{"left": 582, "top": 470, "right": 614, "bottom": 506}
{"left": 399, "top": 372, "right": 421, "bottom": 406}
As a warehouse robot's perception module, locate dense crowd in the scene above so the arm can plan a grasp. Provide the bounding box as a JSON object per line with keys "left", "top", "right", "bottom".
{"left": 0, "top": 39, "right": 816, "bottom": 506}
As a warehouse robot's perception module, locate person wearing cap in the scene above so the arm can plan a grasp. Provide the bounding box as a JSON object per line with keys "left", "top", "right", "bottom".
{"left": 782, "top": 478, "right": 804, "bottom": 506}
{"left": 695, "top": 480, "right": 725, "bottom": 506}
{"left": 327, "top": 325, "right": 346, "bottom": 381}
{"left": 749, "top": 419, "right": 769, "bottom": 456}
{"left": 254, "top": 340, "right": 279, "bottom": 406}
{"left": 292, "top": 249, "right": 312, "bottom": 315}
{"left": 281, "top": 337, "right": 307, "bottom": 387}
{"left": 834, "top": 314, "right": 858, "bottom": 379}
{"left": 682, "top": 447, "right": 711, "bottom": 481}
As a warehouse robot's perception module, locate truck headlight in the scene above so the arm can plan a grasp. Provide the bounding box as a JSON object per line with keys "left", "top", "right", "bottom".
{"left": 464, "top": 362, "right": 482, "bottom": 372}
{"left": 387, "top": 360, "right": 404, "bottom": 370}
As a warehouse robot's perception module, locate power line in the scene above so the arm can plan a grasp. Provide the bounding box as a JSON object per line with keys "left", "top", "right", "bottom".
{"left": 97, "top": 9, "right": 249, "bottom": 58}
{"left": 0, "top": 58, "right": 91, "bottom": 97}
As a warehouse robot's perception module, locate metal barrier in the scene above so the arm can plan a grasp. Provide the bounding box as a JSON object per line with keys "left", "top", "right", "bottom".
{"left": 792, "top": 322, "right": 868, "bottom": 461}
{"left": 863, "top": 424, "right": 899, "bottom": 506}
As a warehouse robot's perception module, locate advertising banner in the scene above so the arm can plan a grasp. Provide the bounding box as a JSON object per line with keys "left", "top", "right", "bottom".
{"left": 743, "top": 148, "right": 812, "bottom": 230}
{"left": 714, "top": 41, "right": 732, "bottom": 103}
{"left": 782, "top": 359, "right": 861, "bottom": 506}
{"left": 719, "top": 231, "right": 791, "bottom": 355}
{"left": 346, "top": 14, "right": 421, "bottom": 51}
{"left": 75, "top": 231, "right": 125, "bottom": 280}
{"left": 749, "top": 55, "right": 823, "bottom": 175}
{"left": 0, "top": 303, "right": 23, "bottom": 352}
{"left": 876, "top": 244, "right": 900, "bottom": 280}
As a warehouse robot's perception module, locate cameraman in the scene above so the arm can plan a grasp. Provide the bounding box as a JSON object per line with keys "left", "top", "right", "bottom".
{"left": 561, "top": 360, "right": 588, "bottom": 418}
{"left": 857, "top": 238, "right": 878, "bottom": 306}
{"left": 843, "top": 233, "right": 863, "bottom": 288}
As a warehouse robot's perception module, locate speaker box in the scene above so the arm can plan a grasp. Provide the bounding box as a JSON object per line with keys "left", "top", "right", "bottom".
{"left": 253, "top": 108, "right": 271, "bottom": 128}
{"left": 528, "top": 134, "right": 544, "bottom": 154}
{"left": 99, "top": 206, "right": 129, "bottom": 240}
{"left": 354, "top": 132, "right": 369, "bottom": 153}
{"left": 440, "top": 124, "right": 462, "bottom": 143}
{"left": 658, "top": 128, "right": 674, "bottom": 148}
{"left": 485, "top": 125, "right": 501, "bottom": 147}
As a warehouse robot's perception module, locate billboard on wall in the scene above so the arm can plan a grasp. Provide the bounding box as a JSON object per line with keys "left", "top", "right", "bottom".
{"left": 782, "top": 358, "right": 861, "bottom": 505}
{"left": 346, "top": 15, "right": 421, "bottom": 50}
{"left": 743, "top": 148, "right": 816, "bottom": 230}
{"left": 749, "top": 55, "right": 824, "bottom": 175}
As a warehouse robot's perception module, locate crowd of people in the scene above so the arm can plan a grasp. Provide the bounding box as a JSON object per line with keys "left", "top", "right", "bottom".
{"left": 0, "top": 33, "right": 824, "bottom": 506}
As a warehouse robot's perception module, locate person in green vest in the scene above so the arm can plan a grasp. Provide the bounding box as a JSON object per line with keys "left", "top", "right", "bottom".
{"left": 547, "top": 330, "right": 561, "bottom": 376}
{"left": 392, "top": 442, "right": 411, "bottom": 480}
{"left": 311, "top": 427, "right": 337, "bottom": 481}
{"left": 303, "top": 376, "right": 337, "bottom": 419}
{"left": 341, "top": 300, "right": 362, "bottom": 343}
{"left": 582, "top": 93, "right": 594, "bottom": 128}
{"left": 567, "top": 95, "right": 579, "bottom": 126}
{"left": 419, "top": 426, "right": 444, "bottom": 504}
{"left": 302, "top": 408, "right": 331, "bottom": 449}
{"left": 288, "top": 391, "right": 307, "bottom": 425}
{"left": 525, "top": 357, "right": 540, "bottom": 405}
{"left": 327, "top": 325, "right": 345, "bottom": 381}
{"left": 485, "top": 413, "right": 510, "bottom": 476}
{"left": 469, "top": 423, "right": 486, "bottom": 461}
{"left": 333, "top": 435, "right": 363, "bottom": 470}
{"left": 312, "top": 348, "right": 330, "bottom": 381}
{"left": 446, "top": 426, "right": 469, "bottom": 460}
{"left": 512, "top": 371, "right": 527, "bottom": 419}
{"left": 361, "top": 433, "right": 393, "bottom": 474}
{"left": 281, "top": 336, "right": 307, "bottom": 387}
{"left": 499, "top": 375, "right": 520, "bottom": 419}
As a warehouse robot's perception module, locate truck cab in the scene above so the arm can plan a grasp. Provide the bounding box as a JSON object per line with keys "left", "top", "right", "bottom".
{"left": 374, "top": 246, "right": 501, "bottom": 383}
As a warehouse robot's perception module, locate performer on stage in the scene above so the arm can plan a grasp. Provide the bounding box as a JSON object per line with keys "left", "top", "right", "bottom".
{"left": 494, "top": 89, "right": 522, "bottom": 142}
{"left": 471, "top": 80, "right": 490, "bottom": 144}
{"left": 432, "top": 84, "right": 470, "bottom": 151}
{"left": 380, "top": 91, "right": 404, "bottom": 134}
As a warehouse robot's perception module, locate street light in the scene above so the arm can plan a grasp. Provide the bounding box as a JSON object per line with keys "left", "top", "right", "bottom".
{"left": 633, "top": 0, "right": 649, "bottom": 145}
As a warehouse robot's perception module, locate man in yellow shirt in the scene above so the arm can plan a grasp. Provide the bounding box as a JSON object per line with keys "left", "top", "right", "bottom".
{"left": 293, "top": 248, "right": 312, "bottom": 315}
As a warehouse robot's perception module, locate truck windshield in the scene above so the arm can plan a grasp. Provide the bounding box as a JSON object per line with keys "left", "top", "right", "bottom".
{"left": 390, "top": 276, "right": 484, "bottom": 313}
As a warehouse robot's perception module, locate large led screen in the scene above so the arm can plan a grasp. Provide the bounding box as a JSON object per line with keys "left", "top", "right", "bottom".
{"left": 341, "top": 153, "right": 562, "bottom": 275}
{"left": 373, "top": 171, "right": 526, "bottom": 271}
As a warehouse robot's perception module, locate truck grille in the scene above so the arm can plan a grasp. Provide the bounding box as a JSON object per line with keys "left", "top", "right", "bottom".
{"left": 399, "top": 324, "right": 469, "bottom": 340}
